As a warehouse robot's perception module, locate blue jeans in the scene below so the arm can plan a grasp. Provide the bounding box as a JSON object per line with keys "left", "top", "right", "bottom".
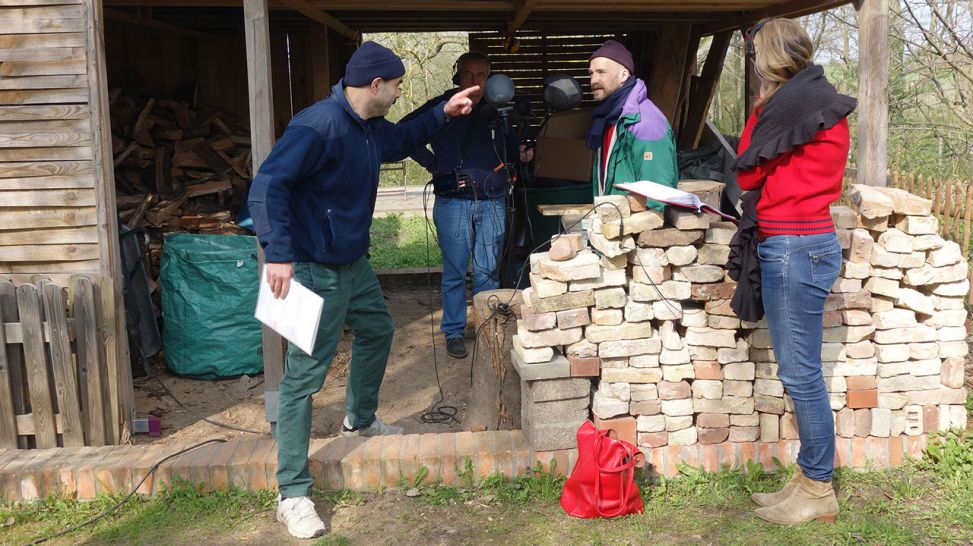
{"left": 433, "top": 196, "right": 506, "bottom": 339}
{"left": 757, "top": 232, "right": 841, "bottom": 482}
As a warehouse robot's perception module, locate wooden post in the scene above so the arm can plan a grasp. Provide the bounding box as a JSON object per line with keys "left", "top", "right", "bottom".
{"left": 85, "top": 0, "right": 134, "bottom": 441}
{"left": 244, "top": 0, "right": 284, "bottom": 434}
{"left": 308, "top": 22, "right": 332, "bottom": 102}
{"left": 679, "top": 31, "right": 733, "bottom": 150}
{"left": 856, "top": 0, "right": 889, "bottom": 186}
{"left": 646, "top": 25, "right": 695, "bottom": 127}
{"left": 743, "top": 36, "right": 760, "bottom": 121}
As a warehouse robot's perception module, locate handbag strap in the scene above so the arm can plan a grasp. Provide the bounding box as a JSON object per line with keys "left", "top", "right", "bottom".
{"left": 592, "top": 438, "right": 643, "bottom": 518}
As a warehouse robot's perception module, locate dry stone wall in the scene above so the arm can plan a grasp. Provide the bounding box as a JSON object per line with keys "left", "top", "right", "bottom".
{"left": 512, "top": 183, "right": 969, "bottom": 471}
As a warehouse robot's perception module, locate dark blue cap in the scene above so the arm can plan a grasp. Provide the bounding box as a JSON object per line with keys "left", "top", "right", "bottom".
{"left": 344, "top": 41, "right": 406, "bottom": 87}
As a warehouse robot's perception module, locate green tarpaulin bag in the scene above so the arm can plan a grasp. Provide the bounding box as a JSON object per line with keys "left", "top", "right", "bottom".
{"left": 161, "top": 233, "right": 263, "bottom": 379}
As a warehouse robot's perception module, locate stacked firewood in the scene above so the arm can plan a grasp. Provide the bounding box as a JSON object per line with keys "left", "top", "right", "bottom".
{"left": 108, "top": 91, "right": 254, "bottom": 279}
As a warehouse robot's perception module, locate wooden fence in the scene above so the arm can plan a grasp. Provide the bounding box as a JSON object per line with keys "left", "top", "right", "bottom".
{"left": 0, "top": 276, "right": 121, "bottom": 449}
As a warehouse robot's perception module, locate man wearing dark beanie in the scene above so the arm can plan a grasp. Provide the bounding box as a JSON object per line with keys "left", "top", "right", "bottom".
{"left": 587, "top": 39, "right": 677, "bottom": 205}
{"left": 248, "top": 40, "right": 478, "bottom": 540}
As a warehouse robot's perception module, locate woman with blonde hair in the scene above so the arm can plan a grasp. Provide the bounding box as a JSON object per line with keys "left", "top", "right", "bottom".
{"left": 734, "top": 17, "right": 856, "bottom": 525}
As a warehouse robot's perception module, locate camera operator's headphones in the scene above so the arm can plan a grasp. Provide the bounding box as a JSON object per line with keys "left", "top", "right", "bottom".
{"left": 452, "top": 52, "right": 491, "bottom": 86}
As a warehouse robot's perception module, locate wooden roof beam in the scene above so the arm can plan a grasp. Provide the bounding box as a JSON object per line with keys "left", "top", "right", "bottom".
{"left": 104, "top": 8, "right": 218, "bottom": 40}
{"left": 280, "top": 0, "right": 358, "bottom": 41}
{"left": 699, "top": 0, "right": 851, "bottom": 35}
{"left": 505, "top": 0, "right": 540, "bottom": 43}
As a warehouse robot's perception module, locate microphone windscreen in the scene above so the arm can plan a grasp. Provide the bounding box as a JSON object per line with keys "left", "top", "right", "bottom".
{"left": 543, "top": 74, "right": 583, "bottom": 111}
{"left": 484, "top": 74, "right": 515, "bottom": 106}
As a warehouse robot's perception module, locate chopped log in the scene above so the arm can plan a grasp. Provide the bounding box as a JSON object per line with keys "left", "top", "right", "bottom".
{"left": 129, "top": 193, "right": 155, "bottom": 228}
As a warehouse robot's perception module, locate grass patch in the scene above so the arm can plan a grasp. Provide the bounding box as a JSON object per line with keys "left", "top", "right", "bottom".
{"left": 4, "top": 444, "right": 972, "bottom": 545}
{"left": 0, "top": 479, "right": 276, "bottom": 545}
{"left": 368, "top": 212, "right": 442, "bottom": 269}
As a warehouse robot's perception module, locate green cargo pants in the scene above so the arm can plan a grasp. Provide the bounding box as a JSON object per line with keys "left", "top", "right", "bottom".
{"left": 275, "top": 257, "right": 394, "bottom": 498}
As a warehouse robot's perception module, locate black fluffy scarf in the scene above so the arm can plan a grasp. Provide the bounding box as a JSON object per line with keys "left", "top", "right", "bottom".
{"left": 735, "top": 64, "right": 857, "bottom": 171}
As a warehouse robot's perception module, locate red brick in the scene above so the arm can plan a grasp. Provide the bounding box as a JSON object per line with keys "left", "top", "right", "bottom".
{"left": 847, "top": 389, "right": 878, "bottom": 409}
{"left": 889, "top": 434, "right": 904, "bottom": 466}
{"left": 76, "top": 446, "right": 116, "bottom": 500}
{"left": 851, "top": 437, "right": 867, "bottom": 468}
{"left": 697, "top": 413, "right": 729, "bottom": 428}
{"left": 314, "top": 436, "right": 357, "bottom": 490}
{"left": 693, "top": 360, "right": 723, "bottom": 380}
{"left": 227, "top": 440, "right": 260, "bottom": 491}
{"left": 834, "top": 437, "right": 851, "bottom": 469}
{"left": 637, "top": 432, "right": 667, "bottom": 448}
{"left": 665, "top": 445, "right": 680, "bottom": 476}
{"left": 680, "top": 445, "right": 701, "bottom": 469}
{"left": 398, "top": 434, "right": 422, "bottom": 487}
{"left": 510, "top": 431, "right": 533, "bottom": 478}
{"left": 757, "top": 442, "right": 774, "bottom": 471}
{"left": 658, "top": 381, "right": 691, "bottom": 400}
{"left": 629, "top": 400, "right": 661, "bottom": 416}
{"left": 593, "top": 415, "right": 637, "bottom": 445}
{"left": 380, "top": 435, "right": 404, "bottom": 487}
{"left": 905, "top": 434, "right": 928, "bottom": 460}
{"left": 647, "top": 447, "right": 665, "bottom": 476}
{"left": 208, "top": 440, "right": 240, "bottom": 493}
{"left": 472, "top": 431, "right": 497, "bottom": 480}
{"left": 569, "top": 356, "right": 600, "bottom": 377}
{"left": 702, "top": 445, "right": 719, "bottom": 472}
{"left": 417, "top": 434, "right": 440, "bottom": 486}
{"left": 853, "top": 409, "right": 872, "bottom": 437}
{"left": 719, "top": 442, "right": 738, "bottom": 469}
{"left": 923, "top": 406, "right": 940, "bottom": 434}
{"left": 534, "top": 449, "right": 571, "bottom": 476}
{"left": 866, "top": 437, "right": 888, "bottom": 467}
{"left": 493, "top": 431, "right": 516, "bottom": 478}
{"left": 846, "top": 376, "right": 877, "bottom": 391}
{"left": 698, "top": 428, "right": 729, "bottom": 445}
{"left": 823, "top": 310, "right": 842, "bottom": 328}
{"left": 261, "top": 441, "right": 280, "bottom": 492}
{"left": 246, "top": 440, "right": 278, "bottom": 492}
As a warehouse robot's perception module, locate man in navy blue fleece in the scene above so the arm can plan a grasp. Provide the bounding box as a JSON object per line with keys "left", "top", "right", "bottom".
{"left": 248, "top": 41, "right": 478, "bottom": 540}
{"left": 401, "top": 52, "right": 530, "bottom": 359}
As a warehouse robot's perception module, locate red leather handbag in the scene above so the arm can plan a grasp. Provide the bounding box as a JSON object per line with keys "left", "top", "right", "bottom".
{"left": 560, "top": 420, "right": 645, "bottom": 518}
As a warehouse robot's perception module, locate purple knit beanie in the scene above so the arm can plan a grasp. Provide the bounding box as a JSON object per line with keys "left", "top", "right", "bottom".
{"left": 589, "top": 39, "right": 635, "bottom": 73}
{"left": 344, "top": 41, "right": 406, "bottom": 87}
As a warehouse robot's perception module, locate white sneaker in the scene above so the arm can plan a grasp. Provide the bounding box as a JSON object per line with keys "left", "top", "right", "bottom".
{"left": 276, "top": 495, "right": 327, "bottom": 539}
{"left": 340, "top": 415, "right": 403, "bottom": 437}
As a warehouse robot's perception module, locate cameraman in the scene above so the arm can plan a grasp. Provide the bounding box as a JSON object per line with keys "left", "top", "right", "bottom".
{"left": 402, "top": 52, "right": 531, "bottom": 358}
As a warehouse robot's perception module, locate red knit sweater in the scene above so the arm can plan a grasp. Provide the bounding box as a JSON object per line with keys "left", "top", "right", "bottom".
{"left": 737, "top": 110, "right": 850, "bottom": 237}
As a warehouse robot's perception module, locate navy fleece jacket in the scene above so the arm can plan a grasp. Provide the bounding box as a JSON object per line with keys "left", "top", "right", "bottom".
{"left": 401, "top": 90, "right": 518, "bottom": 200}
{"left": 248, "top": 80, "right": 446, "bottom": 265}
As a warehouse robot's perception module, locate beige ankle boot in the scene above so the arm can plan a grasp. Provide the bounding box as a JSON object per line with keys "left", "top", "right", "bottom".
{"left": 751, "top": 468, "right": 803, "bottom": 507}
{"left": 754, "top": 473, "right": 839, "bottom": 525}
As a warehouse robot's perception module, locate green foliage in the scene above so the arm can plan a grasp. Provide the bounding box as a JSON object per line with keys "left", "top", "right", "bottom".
{"left": 922, "top": 429, "right": 973, "bottom": 478}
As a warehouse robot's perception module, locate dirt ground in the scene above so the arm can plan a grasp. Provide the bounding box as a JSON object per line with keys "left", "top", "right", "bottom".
{"left": 132, "top": 286, "right": 477, "bottom": 445}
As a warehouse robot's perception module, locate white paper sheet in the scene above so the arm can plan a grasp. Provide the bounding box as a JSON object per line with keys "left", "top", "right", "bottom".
{"left": 254, "top": 265, "right": 324, "bottom": 355}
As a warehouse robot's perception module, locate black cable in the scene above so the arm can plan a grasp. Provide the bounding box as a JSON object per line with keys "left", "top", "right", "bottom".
{"left": 27, "top": 438, "right": 227, "bottom": 546}
{"left": 150, "top": 375, "right": 269, "bottom": 435}
{"left": 420, "top": 181, "right": 459, "bottom": 425}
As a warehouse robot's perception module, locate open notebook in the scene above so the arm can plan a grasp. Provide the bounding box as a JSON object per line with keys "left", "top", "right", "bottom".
{"left": 615, "top": 180, "right": 738, "bottom": 221}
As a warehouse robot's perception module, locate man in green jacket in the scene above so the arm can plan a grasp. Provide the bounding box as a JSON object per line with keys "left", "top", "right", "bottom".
{"left": 586, "top": 40, "right": 678, "bottom": 209}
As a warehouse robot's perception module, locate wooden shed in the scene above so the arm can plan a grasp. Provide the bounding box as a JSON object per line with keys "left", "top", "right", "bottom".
{"left": 0, "top": 0, "right": 891, "bottom": 434}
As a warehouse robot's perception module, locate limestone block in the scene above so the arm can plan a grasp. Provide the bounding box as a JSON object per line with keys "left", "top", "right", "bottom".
{"left": 594, "top": 287, "right": 627, "bottom": 309}
{"left": 665, "top": 245, "right": 697, "bottom": 266}
{"left": 846, "top": 184, "right": 895, "bottom": 218}
{"left": 591, "top": 308, "right": 624, "bottom": 326}
{"left": 639, "top": 228, "right": 704, "bottom": 248}
{"left": 537, "top": 250, "right": 601, "bottom": 282}
{"left": 569, "top": 267, "right": 627, "bottom": 291}
{"left": 600, "top": 210, "right": 665, "bottom": 238}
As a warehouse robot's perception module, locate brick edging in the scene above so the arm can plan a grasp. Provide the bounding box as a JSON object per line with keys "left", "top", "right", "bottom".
{"left": 0, "top": 431, "right": 930, "bottom": 501}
